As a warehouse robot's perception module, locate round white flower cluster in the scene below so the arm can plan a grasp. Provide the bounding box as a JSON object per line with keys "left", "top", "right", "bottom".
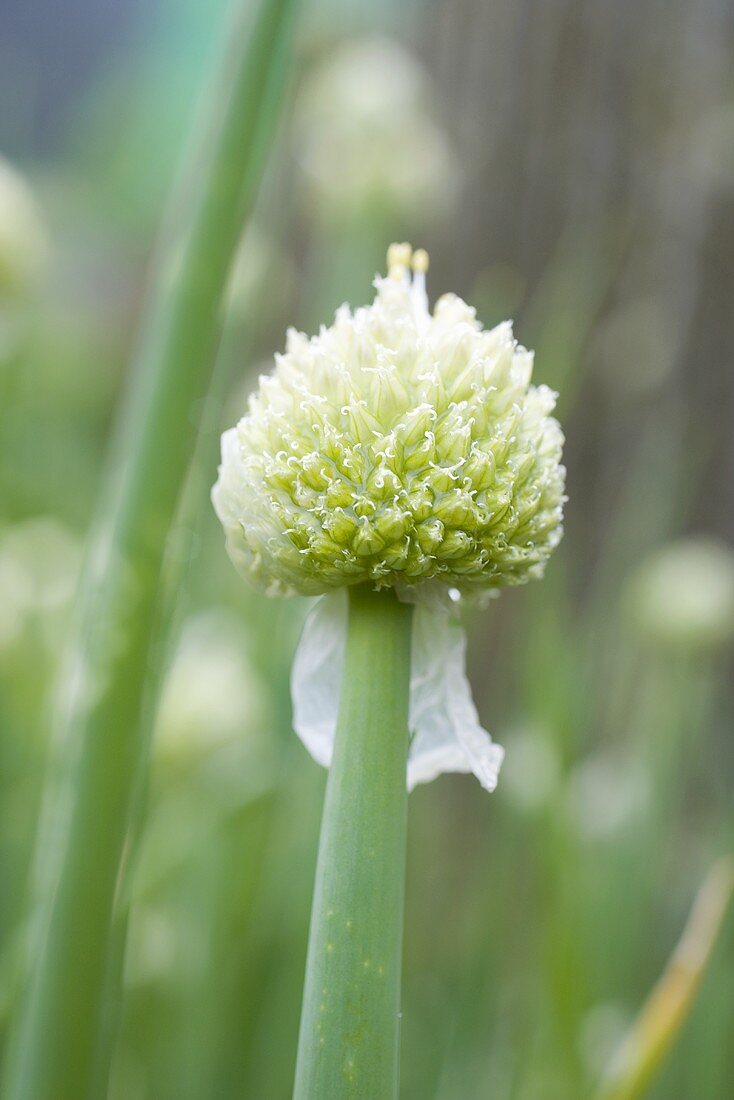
{"left": 213, "top": 244, "right": 565, "bottom": 603}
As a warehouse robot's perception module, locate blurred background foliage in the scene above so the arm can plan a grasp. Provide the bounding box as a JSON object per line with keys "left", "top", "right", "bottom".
{"left": 1, "top": 0, "right": 734, "bottom": 1097}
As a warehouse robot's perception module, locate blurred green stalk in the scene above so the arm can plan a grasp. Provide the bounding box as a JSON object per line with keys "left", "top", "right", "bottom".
{"left": 5, "top": 2, "right": 298, "bottom": 1098}
{"left": 596, "top": 857, "right": 734, "bottom": 1100}
{"left": 293, "top": 586, "right": 413, "bottom": 1100}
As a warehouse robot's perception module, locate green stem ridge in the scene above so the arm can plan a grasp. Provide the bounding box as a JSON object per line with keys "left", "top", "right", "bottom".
{"left": 6, "top": 3, "right": 297, "bottom": 1098}
{"left": 293, "top": 586, "right": 413, "bottom": 1100}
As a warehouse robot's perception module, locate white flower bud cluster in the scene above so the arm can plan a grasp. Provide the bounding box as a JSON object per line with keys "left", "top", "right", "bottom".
{"left": 213, "top": 244, "right": 565, "bottom": 603}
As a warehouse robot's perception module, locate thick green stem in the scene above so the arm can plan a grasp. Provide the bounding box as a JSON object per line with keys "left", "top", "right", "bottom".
{"left": 293, "top": 586, "right": 413, "bottom": 1100}
{"left": 6, "top": 3, "right": 297, "bottom": 1098}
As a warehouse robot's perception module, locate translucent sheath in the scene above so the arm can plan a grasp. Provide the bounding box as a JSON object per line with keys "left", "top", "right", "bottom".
{"left": 291, "top": 589, "right": 504, "bottom": 791}
{"left": 293, "top": 586, "right": 413, "bottom": 1100}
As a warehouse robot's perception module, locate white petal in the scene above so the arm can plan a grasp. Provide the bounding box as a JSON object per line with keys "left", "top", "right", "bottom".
{"left": 291, "top": 592, "right": 504, "bottom": 792}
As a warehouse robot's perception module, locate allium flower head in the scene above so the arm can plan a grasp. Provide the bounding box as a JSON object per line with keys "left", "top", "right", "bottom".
{"left": 214, "top": 245, "right": 567, "bottom": 792}
{"left": 213, "top": 244, "right": 565, "bottom": 604}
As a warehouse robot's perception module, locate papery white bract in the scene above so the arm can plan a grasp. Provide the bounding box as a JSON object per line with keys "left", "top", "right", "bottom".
{"left": 291, "top": 591, "right": 504, "bottom": 792}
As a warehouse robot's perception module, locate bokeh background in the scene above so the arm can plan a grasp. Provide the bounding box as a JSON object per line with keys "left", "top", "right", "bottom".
{"left": 2, "top": 0, "right": 734, "bottom": 1097}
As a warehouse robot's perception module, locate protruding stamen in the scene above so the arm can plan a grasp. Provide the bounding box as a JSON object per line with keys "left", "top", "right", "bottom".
{"left": 387, "top": 241, "right": 412, "bottom": 279}
{"left": 409, "top": 246, "right": 430, "bottom": 317}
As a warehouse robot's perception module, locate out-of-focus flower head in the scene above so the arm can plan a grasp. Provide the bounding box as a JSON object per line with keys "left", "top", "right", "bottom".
{"left": 0, "top": 157, "right": 47, "bottom": 300}
{"left": 627, "top": 537, "right": 734, "bottom": 652}
{"left": 294, "top": 37, "right": 459, "bottom": 222}
{"left": 154, "top": 609, "right": 267, "bottom": 766}
{"left": 213, "top": 243, "right": 565, "bottom": 606}
{"left": 0, "top": 518, "right": 80, "bottom": 652}
{"left": 499, "top": 723, "right": 561, "bottom": 813}
{"left": 565, "top": 754, "right": 650, "bottom": 841}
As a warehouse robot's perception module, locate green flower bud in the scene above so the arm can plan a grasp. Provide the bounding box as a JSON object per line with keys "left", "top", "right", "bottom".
{"left": 213, "top": 245, "right": 566, "bottom": 602}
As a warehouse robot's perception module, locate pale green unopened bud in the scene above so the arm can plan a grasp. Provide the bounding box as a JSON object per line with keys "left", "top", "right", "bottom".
{"left": 213, "top": 245, "right": 566, "bottom": 602}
